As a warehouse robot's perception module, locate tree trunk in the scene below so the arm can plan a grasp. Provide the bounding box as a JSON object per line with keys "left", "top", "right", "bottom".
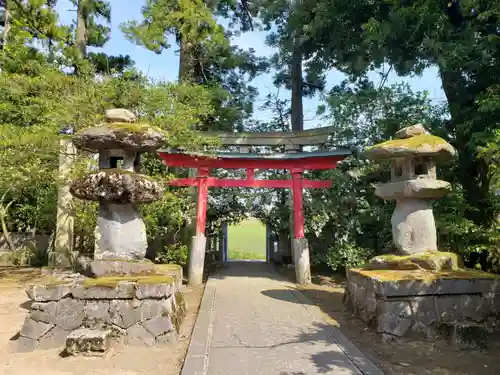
{"left": 1, "top": 0, "right": 11, "bottom": 50}
{"left": 290, "top": 35, "right": 304, "bottom": 134}
{"left": 288, "top": 34, "right": 304, "bottom": 244}
{"left": 76, "top": 0, "right": 88, "bottom": 58}
{"left": 178, "top": 36, "right": 189, "bottom": 82}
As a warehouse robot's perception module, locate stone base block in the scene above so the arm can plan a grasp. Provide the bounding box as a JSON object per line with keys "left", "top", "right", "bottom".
{"left": 65, "top": 328, "right": 111, "bottom": 356}
{"left": 14, "top": 274, "right": 187, "bottom": 353}
{"left": 344, "top": 268, "right": 500, "bottom": 349}
{"left": 89, "top": 259, "right": 156, "bottom": 277}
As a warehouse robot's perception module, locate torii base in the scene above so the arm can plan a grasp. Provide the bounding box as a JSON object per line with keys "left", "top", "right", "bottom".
{"left": 292, "top": 238, "right": 311, "bottom": 285}
{"left": 188, "top": 234, "right": 207, "bottom": 287}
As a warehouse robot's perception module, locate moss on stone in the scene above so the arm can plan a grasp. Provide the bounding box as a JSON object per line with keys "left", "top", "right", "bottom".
{"left": 172, "top": 291, "right": 186, "bottom": 333}
{"left": 106, "top": 122, "right": 157, "bottom": 132}
{"left": 364, "top": 134, "right": 455, "bottom": 160}
{"left": 368, "top": 251, "right": 463, "bottom": 272}
{"left": 369, "top": 134, "right": 447, "bottom": 149}
{"left": 175, "top": 291, "right": 184, "bottom": 306}
{"left": 77, "top": 122, "right": 164, "bottom": 135}
{"left": 83, "top": 275, "right": 174, "bottom": 288}
{"left": 156, "top": 264, "right": 182, "bottom": 271}
{"left": 352, "top": 268, "right": 500, "bottom": 282}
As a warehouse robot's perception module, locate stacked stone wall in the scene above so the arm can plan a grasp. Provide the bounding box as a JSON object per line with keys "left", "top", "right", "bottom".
{"left": 344, "top": 269, "right": 500, "bottom": 349}
{"left": 16, "top": 277, "right": 186, "bottom": 352}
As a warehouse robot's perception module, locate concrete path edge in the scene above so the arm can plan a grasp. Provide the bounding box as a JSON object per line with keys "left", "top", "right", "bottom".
{"left": 180, "top": 283, "right": 216, "bottom": 375}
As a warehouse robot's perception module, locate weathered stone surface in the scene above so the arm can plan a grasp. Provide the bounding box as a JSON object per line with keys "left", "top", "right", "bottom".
{"left": 395, "top": 124, "right": 426, "bottom": 139}
{"left": 391, "top": 199, "right": 437, "bottom": 254}
{"left": 449, "top": 323, "right": 488, "bottom": 350}
{"left": 94, "top": 202, "right": 148, "bottom": 260}
{"left": 139, "top": 300, "right": 163, "bottom": 321}
{"left": 109, "top": 300, "right": 140, "bottom": 329}
{"left": 30, "top": 301, "right": 57, "bottom": 323}
{"left": 126, "top": 323, "right": 155, "bottom": 346}
{"left": 70, "top": 171, "right": 163, "bottom": 204}
{"left": 72, "top": 281, "right": 135, "bottom": 299}
{"left": 411, "top": 297, "right": 437, "bottom": 326}
{"left": 161, "top": 298, "right": 173, "bottom": 316}
{"left": 345, "top": 268, "right": 500, "bottom": 346}
{"left": 26, "top": 284, "right": 71, "bottom": 302}
{"left": 73, "top": 123, "right": 165, "bottom": 152}
{"left": 364, "top": 133, "right": 456, "bottom": 161}
{"left": 105, "top": 108, "right": 136, "bottom": 123}
{"left": 53, "top": 299, "right": 85, "bottom": 331}
{"left": 66, "top": 328, "right": 111, "bottom": 356}
{"left": 143, "top": 316, "right": 173, "bottom": 337}
{"left": 462, "top": 295, "right": 490, "bottom": 322}
{"left": 84, "top": 301, "right": 110, "bottom": 327}
{"left": 348, "top": 268, "right": 499, "bottom": 297}
{"left": 435, "top": 295, "right": 463, "bottom": 322}
{"left": 20, "top": 318, "right": 54, "bottom": 340}
{"left": 13, "top": 336, "right": 38, "bottom": 352}
{"left": 89, "top": 259, "right": 156, "bottom": 277}
{"left": 375, "top": 179, "right": 451, "bottom": 201}
{"left": 377, "top": 301, "right": 412, "bottom": 318}
{"left": 38, "top": 326, "right": 69, "bottom": 350}
{"left": 377, "top": 313, "right": 412, "bottom": 337}
{"left": 135, "top": 283, "right": 171, "bottom": 300}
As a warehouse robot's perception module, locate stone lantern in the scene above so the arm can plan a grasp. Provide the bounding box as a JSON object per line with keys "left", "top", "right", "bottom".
{"left": 12, "top": 109, "right": 187, "bottom": 355}
{"left": 342, "top": 124, "right": 500, "bottom": 347}
{"left": 70, "top": 108, "right": 165, "bottom": 264}
{"left": 364, "top": 124, "right": 458, "bottom": 268}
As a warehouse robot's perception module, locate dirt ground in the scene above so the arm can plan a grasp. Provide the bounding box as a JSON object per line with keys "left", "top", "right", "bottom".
{"left": 2, "top": 266, "right": 500, "bottom": 375}
{"left": 290, "top": 270, "right": 500, "bottom": 375}
{"left": 0, "top": 267, "right": 204, "bottom": 375}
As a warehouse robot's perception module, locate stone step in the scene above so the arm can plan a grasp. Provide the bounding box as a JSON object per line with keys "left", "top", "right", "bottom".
{"left": 65, "top": 328, "right": 111, "bottom": 356}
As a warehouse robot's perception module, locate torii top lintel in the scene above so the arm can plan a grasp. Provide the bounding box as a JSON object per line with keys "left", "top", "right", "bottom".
{"left": 157, "top": 149, "right": 351, "bottom": 171}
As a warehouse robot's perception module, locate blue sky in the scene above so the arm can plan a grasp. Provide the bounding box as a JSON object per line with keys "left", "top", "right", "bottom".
{"left": 56, "top": 0, "right": 447, "bottom": 129}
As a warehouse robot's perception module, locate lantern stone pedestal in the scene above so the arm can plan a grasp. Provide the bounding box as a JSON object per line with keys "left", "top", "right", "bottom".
{"left": 344, "top": 268, "right": 499, "bottom": 349}
{"left": 12, "top": 109, "right": 186, "bottom": 356}
{"left": 344, "top": 124, "right": 500, "bottom": 348}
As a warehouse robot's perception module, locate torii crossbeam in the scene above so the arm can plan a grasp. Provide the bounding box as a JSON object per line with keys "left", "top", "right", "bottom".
{"left": 158, "top": 149, "right": 351, "bottom": 286}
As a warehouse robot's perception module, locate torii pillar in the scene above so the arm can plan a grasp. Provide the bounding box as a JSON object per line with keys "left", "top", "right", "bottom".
{"left": 291, "top": 168, "right": 311, "bottom": 285}
{"left": 188, "top": 168, "right": 209, "bottom": 287}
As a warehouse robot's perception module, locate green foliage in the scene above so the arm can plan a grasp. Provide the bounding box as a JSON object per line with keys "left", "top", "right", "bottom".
{"left": 121, "top": 0, "right": 226, "bottom": 56}
{"left": 289, "top": 0, "right": 500, "bottom": 227}
{"left": 156, "top": 243, "right": 188, "bottom": 267}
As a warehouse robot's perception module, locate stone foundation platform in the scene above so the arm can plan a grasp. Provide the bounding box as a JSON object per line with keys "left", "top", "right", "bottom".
{"left": 344, "top": 268, "right": 500, "bottom": 349}
{"left": 14, "top": 265, "right": 186, "bottom": 353}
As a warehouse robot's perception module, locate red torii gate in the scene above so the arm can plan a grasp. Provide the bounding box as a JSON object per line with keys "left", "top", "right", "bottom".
{"left": 158, "top": 149, "right": 351, "bottom": 286}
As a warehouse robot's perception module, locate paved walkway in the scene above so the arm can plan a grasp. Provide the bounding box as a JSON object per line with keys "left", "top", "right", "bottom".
{"left": 181, "top": 262, "right": 384, "bottom": 375}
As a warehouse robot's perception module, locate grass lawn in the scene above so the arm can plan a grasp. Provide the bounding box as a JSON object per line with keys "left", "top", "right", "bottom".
{"left": 227, "top": 217, "right": 266, "bottom": 260}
